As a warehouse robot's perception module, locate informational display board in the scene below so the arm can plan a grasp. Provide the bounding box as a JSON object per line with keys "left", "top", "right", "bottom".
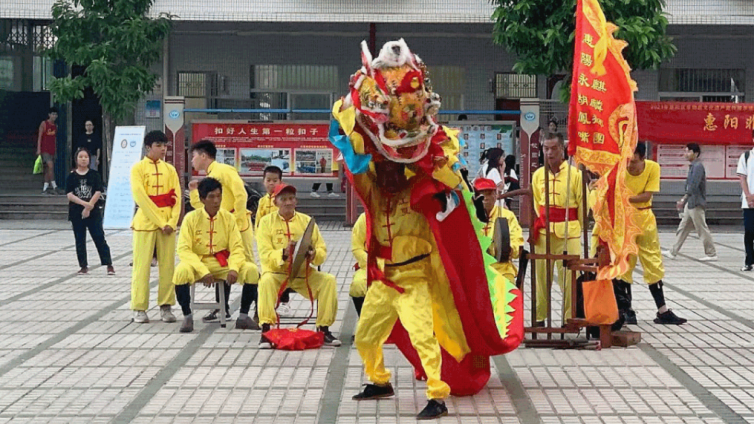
{"left": 655, "top": 144, "right": 740, "bottom": 180}
{"left": 449, "top": 121, "right": 516, "bottom": 178}
{"left": 726, "top": 145, "right": 752, "bottom": 179}
{"left": 103, "top": 126, "right": 145, "bottom": 229}
{"left": 191, "top": 121, "right": 337, "bottom": 178}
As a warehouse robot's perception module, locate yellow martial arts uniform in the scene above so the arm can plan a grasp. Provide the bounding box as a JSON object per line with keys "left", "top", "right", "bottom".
{"left": 189, "top": 161, "right": 255, "bottom": 262}
{"left": 482, "top": 206, "right": 524, "bottom": 284}
{"left": 619, "top": 160, "right": 664, "bottom": 285}
{"left": 173, "top": 208, "right": 259, "bottom": 286}
{"left": 130, "top": 157, "right": 182, "bottom": 311}
{"left": 255, "top": 193, "right": 277, "bottom": 231}
{"left": 255, "top": 212, "right": 338, "bottom": 327}
{"left": 350, "top": 213, "right": 368, "bottom": 297}
{"left": 531, "top": 161, "right": 583, "bottom": 322}
{"left": 354, "top": 184, "right": 451, "bottom": 401}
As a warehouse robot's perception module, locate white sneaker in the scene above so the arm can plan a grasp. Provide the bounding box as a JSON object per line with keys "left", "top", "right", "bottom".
{"left": 661, "top": 250, "right": 677, "bottom": 260}
{"left": 310, "top": 192, "right": 321, "bottom": 198}
{"left": 699, "top": 255, "right": 718, "bottom": 262}
{"left": 160, "top": 305, "right": 177, "bottom": 323}
{"left": 133, "top": 310, "right": 149, "bottom": 323}
{"left": 741, "top": 265, "right": 753, "bottom": 272}
{"left": 328, "top": 192, "right": 340, "bottom": 198}
{"left": 277, "top": 302, "right": 293, "bottom": 317}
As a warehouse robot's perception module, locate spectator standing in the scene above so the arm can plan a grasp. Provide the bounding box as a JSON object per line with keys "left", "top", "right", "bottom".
{"left": 663, "top": 143, "right": 717, "bottom": 261}
{"left": 37, "top": 107, "right": 62, "bottom": 194}
{"left": 503, "top": 155, "right": 519, "bottom": 209}
{"left": 736, "top": 132, "right": 754, "bottom": 271}
{"left": 77, "top": 120, "right": 102, "bottom": 172}
{"left": 66, "top": 148, "right": 114, "bottom": 275}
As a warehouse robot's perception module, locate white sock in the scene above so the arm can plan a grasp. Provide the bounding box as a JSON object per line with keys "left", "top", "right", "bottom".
{"left": 658, "top": 305, "right": 668, "bottom": 314}
{"left": 43, "top": 182, "right": 49, "bottom": 191}
{"left": 51, "top": 181, "right": 57, "bottom": 189}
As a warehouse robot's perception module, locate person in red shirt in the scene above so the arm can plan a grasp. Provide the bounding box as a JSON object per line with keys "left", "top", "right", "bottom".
{"left": 37, "top": 107, "right": 61, "bottom": 194}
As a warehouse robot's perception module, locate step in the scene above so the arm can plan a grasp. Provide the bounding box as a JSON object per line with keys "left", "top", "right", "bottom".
{"left": 0, "top": 210, "right": 68, "bottom": 220}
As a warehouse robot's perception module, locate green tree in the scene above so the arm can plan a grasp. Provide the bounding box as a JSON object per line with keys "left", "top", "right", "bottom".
{"left": 491, "top": 0, "right": 676, "bottom": 101}
{"left": 46, "top": 0, "right": 171, "bottom": 175}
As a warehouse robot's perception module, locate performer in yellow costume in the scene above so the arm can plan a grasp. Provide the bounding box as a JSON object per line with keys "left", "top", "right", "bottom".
{"left": 350, "top": 213, "right": 368, "bottom": 315}
{"left": 256, "top": 183, "right": 341, "bottom": 348}
{"left": 351, "top": 160, "right": 452, "bottom": 411}
{"left": 531, "top": 132, "right": 583, "bottom": 325}
{"left": 605, "top": 143, "right": 687, "bottom": 326}
{"left": 473, "top": 178, "right": 523, "bottom": 283}
{"left": 173, "top": 178, "right": 260, "bottom": 332}
{"left": 255, "top": 165, "right": 282, "bottom": 230}
{"left": 188, "top": 140, "right": 260, "bottom": 329}
{"left": 130, "top": 130, "right": 182, "bottom": 324}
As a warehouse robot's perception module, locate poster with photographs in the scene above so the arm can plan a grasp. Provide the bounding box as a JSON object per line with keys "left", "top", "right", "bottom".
{"left": 451, "top": 121, "right": 516, "bottom": 178}
{"left": 238, "top": 148, "right": 291, "bottom": 176}
{"left": 295, "top": 149, "right": 333, "bottom": 175}
{"left": 216, "top": 148, "right": 237, "bottom": 168}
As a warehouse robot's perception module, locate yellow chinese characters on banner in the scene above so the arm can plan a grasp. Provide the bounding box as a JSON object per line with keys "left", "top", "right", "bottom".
{"left": 567, "top": 0, "right": 642, "bottom": 281}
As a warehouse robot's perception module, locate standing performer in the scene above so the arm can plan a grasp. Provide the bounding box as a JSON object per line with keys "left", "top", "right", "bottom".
{"left": 173, "top": 178, "right": 260, "bottom": 332}
{"left": 331, "top": 39, "right": 523, "bottom": 420}
{"left": 255, "top": 183, "right": 341, "bottom": 348}
{"left": 130, "top": 130, "right": 181, "bottom": 323}
{"left": 188, "top": 140, "right": 259, "bottom": 329}
{"left": 349, "top": 212, "right": 368, "bottom": 316}
{"left": 474, "top": 178, "right": 524, "bottom": 283}
{"left": 531, "top": 132, "right": 583, "bottom": 325}
{"left": 607, "top": 143, "right": 687, "bottom": 325}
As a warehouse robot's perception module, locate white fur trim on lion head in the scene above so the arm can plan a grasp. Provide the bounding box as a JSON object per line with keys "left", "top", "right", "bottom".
{"left": 372, "top": 39, "right": 418, "bottom": 70}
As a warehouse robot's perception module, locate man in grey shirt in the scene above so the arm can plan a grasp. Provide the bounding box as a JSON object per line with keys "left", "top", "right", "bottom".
{"left": 663, "top": 143, "right": 718, "bottom": 261}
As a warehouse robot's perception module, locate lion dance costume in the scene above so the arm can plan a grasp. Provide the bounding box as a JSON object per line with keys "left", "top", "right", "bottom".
{"left": 329, "top": 39, "right": 524, "bottom": 397}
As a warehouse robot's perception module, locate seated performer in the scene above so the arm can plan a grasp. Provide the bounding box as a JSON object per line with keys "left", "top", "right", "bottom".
{"left": 256, "top": 183, "right": 341, "bottom": 348}
{"left": 189, "top": 140, "right": 259, "bottom": 329}
{"left": 173, "top": 178, "right": 260, "bottom": 332}
{"left": 256, "top": 165, "right": 295, "bottom": 317}
{"left": 352, "top": 161, "right": 450, "bottom": 419}
{"left": 474, "top": 178, "right": 524, "bottom": 283}
{"left": 350, "top": 213, "right": 368, "bottom": 315}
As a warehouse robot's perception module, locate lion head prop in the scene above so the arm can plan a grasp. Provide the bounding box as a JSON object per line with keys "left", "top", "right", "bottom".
{"left": 342, "top": 39, "right": 442, "bottom": 164}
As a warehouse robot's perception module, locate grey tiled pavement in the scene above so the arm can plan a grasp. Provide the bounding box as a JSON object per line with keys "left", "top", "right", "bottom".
{"left": 0, "top": 220, "right": 753, "bottom": 423}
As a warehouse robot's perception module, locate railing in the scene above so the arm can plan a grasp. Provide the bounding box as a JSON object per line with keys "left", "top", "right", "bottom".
{"left": 185, "top": 108, "right": 521, "bottom": 115}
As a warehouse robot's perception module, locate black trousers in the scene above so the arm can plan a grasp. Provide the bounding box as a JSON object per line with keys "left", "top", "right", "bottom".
{"left": 312, "top": 182, "right": 333, "bottom": 192}
{"left": 71, "top": 213, "right": 112, "bottom": 268}
{"left": 745, "top": 209, "right": 754, "bottom": 266}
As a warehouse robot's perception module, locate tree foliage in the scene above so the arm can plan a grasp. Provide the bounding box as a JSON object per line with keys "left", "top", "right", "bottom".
{"left": 491, "top": 0, "right": 676, "bottom": 100}
{"left": 46, "top": 0, "right": 171, "bottom": 123}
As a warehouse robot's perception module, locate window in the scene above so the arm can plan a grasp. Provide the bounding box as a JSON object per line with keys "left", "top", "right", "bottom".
{"left": 495, "top": 73, "right": 537, "bottom": 99}
{"left": 659, "top": 68, "right": 745, "bottom": 102}
{"left": 0, "top": 57, "right": 13, "bottom": 90}
{"left": 250, "top": 65, "right": 338, "bottom": 120}
{"left": 429, "top": 66, "right": 465, "bottom": 112}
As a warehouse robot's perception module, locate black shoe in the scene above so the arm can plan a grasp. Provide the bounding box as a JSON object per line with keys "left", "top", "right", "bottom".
{"left": 654, "top": 310, "right": 687, "bottom": 325}
{"left": 259, "top": 324, "right": 272, "bottom": 349}
{"left": 742, "top": 265, "right": 753, "bottom": 272}
{"left": 318, "top": 326, "right": 342, "bottom": 346}
{"left": 624, "top": 309, "right": 637, "bottom": 325}
{"left": 352, "top": 383, "right": 395, "bottom": 400}
{"left": 235, "top": 315, "right": 261, "bottom": 330}
{"left": 202, "top": 309, "right": 230, "bottom": 323}
{"left": 417, "top": 399, "right": 448, "bottom": 420}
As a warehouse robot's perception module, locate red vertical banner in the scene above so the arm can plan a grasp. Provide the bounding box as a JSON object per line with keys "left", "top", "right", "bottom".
{"left": 567, "top": 0, "right": 641, "bottom": 280}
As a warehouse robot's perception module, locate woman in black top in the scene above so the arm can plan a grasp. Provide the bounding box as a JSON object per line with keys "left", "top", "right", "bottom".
{"left": 78, "top": 120, "right": 102, "bottom": 171}
{"left": 66, "top": 148, "right": 114, "bottom": 275}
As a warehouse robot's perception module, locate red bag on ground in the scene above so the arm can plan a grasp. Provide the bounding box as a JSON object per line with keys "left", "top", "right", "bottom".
{"left": 265, "top": 257, "right": 324, "bottom": 351}
{"left": 583, "top": 279, "right": 619, "bottom": 325}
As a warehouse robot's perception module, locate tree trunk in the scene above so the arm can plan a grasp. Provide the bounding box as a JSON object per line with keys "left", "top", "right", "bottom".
{"left": 102, "top": 112, "right": 114, "bottom": 185}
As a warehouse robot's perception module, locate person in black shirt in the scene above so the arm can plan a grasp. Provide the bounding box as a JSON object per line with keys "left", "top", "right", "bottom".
{"left": 66, "top": 148, "right": 114, "bottom": 275}
{"left": 77, "top": 120, "right": 102, "bottom": 171}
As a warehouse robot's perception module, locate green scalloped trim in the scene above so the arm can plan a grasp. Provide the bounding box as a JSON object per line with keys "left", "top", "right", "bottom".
{"left": 460, "top": 190, "right": 518, "bottom": 339}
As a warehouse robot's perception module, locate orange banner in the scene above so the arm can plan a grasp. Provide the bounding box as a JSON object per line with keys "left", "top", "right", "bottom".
{"left": 567, "top": 0, "right": 641, "bottom": 280}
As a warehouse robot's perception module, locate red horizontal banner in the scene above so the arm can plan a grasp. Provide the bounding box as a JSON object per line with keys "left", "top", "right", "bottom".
{"left": 637, "top": 101, "right": 754, "bottom": 144}
{"left": 192, "top": 121, "right": 337, "bottom": 177}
